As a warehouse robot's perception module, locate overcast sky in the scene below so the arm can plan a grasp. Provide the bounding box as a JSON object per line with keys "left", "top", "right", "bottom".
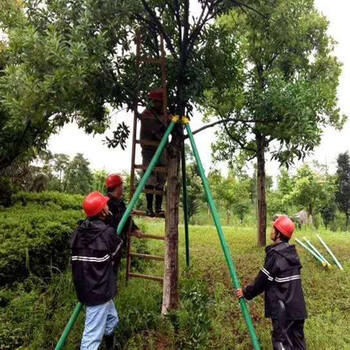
{"left": 48, "top": 0, "right": 350, "bottom": 178}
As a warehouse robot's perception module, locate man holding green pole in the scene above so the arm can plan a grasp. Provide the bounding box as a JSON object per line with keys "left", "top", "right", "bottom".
{"left": 236, "top": 216, "right": 307, "bottom": 350}
{"left": 71, "top": 192, "right": 123, "bottom": 350}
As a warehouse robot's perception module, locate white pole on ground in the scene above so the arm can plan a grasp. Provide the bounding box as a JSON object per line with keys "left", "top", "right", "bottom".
{"left": 316, "top": 234, "right": 343, "bottom": 270}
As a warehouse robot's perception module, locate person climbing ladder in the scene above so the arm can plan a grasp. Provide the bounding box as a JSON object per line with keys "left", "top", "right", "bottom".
{"left": 140, "top": 88, "right": 168, "bottom": 217}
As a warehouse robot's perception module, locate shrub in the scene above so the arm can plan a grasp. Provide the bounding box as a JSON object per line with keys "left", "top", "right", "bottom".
{"left": 12, "top": 191, "right": 84, "bottom": 210}
{"left": 0, "top": 195, "right": 83, "bottom": 286}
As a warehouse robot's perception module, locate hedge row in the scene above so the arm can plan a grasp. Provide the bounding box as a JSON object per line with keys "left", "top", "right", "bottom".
{"left": 12, "top": 191, "right": 84, "bottom": 210}
{"left": 0, "top": 192, "right": 84, "bottom": 286}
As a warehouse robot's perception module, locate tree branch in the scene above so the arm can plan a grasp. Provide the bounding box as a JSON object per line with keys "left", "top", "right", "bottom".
{"left": 173, "top": 0, "right": 183, "bottom": 49}
{"left": 139, "top": 0, "right": 177, "bottom": 58}
{"left": 185, "top": 117, "right": 256, "bottom": 138}
{"left": 223, "top": 122, "right": 257, "bottom": 153}
{"left": 232, "top": 1, "right": 269, "bottom": 19}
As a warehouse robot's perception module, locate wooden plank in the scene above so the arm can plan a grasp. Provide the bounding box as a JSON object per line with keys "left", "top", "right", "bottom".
{"left": 135, "top": 139, "right": 160, "bottom": 147}
{"left": 131, "top": 232, "right": 165, "bottom": 240}
{"left": 130, "top": 253, "right": 164, "bottom": 261}
{"left": 140, "top": 57, "right": 164, "bottom": 65}
{"left": 132, "top": 210, "right": 165, "bottom": 219}
{"left": 142, "top": 188, "right": 165, "bottom": 195}
{"left": 129, "top": 273, "right": 163, "bottom": 283}
{"left": 134, "top": 164, "right": 167, "bottom": 173}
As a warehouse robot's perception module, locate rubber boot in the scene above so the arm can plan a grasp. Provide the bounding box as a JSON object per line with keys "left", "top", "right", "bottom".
{"left": 104, "top": 333, "right": 115, "bottom": 350}
{"left": 155, "top": 194, "right": 165, "bottom": 216}
{"left": 146, "top": 192, "right": 155, "bottom": 217}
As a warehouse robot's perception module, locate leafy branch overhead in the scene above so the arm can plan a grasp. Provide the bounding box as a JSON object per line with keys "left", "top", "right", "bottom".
{"left": 0, "top": 0, "right": 268, "bottom": 171}
{"left": 104, "top": 122, "right": 130, "bottom": 150}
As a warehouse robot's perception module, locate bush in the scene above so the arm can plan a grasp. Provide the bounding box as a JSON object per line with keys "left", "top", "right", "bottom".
{"left": 12, "top": 191, "right": 84, "bottom": 210}
{"left": 0, "top": 195, "right": 83, "bottom": 286}
{"left": 0, "top": 176, "right": 14, "bottom": 207}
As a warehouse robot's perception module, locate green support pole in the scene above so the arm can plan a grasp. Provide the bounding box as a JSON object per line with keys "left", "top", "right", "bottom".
{"left": 303, "top": 237, "right": 331, "bottom": 267}
{"left": 185, "top": 122, "right": 261, "bottom": 350}
{"left": 55, "top": 303, "right": 83, "bottom": 350}
{"left": 182, "top": 144, "right": 190, "bottom": 267}
{"left": 295, "top": 238, "right": 328, "bottom": 267}
{"left": 317, "top": 234, "right": 343, "bottom": 270}
{"left": 55, "top": 119, "right": 177, "bottom": 350}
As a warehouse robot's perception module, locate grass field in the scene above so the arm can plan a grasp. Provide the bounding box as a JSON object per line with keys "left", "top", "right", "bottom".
{"left": 2, "top": 218, "right": 349, "bottom": 349}
{"left": 104, "top": 220, "right": 350, "bottom": 350}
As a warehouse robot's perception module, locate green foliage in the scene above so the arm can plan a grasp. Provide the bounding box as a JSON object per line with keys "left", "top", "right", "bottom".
{"left": 0, "top": 192, "right": 83, "bottom": 286}
{"left": 209, "top": 0, "right": 345, "bottom": 165}
{"left": 204, "top": 0, "right": 345, "bottom": 241}
{"left": 335, "top": 152, "right": 350, "bottom": 228}
{"left": 181, "top": 146, "right": 203, "bottom": 222}
{"left": 0, "top": 176, "right": 14, "bottom": 207}
{"left": 1, "top": 216, "right": 350, "bottom": 349}
{"left": 63, "top": 153, "right": 93, "bottom": 194}
{"left": 285, "top": 165, "right": 335, "bottom": 219}
{"left": 12, "top": 190, "right": 84, "bottom": 210}
{"left": 91, "top": 169, "right": 109, "bottom": 193}
{"left": 210, "top": 170, "right": 251, "bottom": 224}
{"left": 0, "top": 0, "right": 129, "bottom": 169}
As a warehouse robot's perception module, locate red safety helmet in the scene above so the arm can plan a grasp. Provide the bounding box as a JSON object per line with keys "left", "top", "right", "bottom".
{"left": 83, "top": 191, "right": 109, "bottom": 217}
{"left": 105, "top": 173, "right": 123, "bottom": 189}
{"left": 273, "top": 216, "right": 295, "bottom": 238}
{"left": 148, "top": 88, "right": 163, "bottom": 101}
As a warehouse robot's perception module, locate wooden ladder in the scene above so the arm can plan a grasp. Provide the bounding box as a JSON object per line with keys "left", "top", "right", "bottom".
{"left": 126, "top": 33, "right": 168, "bottom": 284}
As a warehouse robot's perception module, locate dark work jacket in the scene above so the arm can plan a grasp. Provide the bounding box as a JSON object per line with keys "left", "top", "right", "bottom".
{"left": 140, "top": 108, "right": 167, "bottom": 153}
{"left": 71, "top": 218, "right": 123, "bottom": 306}
{"left": 244, "top": 242, "right": 307, "bottom": 320}
{"left": 107, "top": 195, "right": 138, "bottom": 243}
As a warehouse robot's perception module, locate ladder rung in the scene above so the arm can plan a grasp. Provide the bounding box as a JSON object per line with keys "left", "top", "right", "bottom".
{"left": 128, "top": 273, "right": 163, "bottom": 283}
{"left": 138, "top": 114, "right": 167, "bottom": 121}
{"left": 134, "top": 165, "right": 167, "bottom": 173}
{"left": 140, "top": 57, "right": 164, "bottom": 64}
{"left": 142, "top": 188, "right": 165, "bottom": 195}
{"left": 132, "top": 210, "right": 165, "bottom": 218}
{"left": 130, "top": 232, "right": 165, "bottom": 240}
{"left": 130, "top": 253, "right": 164, "bottom": 261}
{"left": 135, "top": 140, "right": 160, "bottom": 147}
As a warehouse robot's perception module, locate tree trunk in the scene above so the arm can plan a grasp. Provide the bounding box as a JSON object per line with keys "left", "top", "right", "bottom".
{"left": 308, "top": 204, "right": 314, "bottom": 225}
{"left": 346, "top": 212, "right": 349, "bottom": 230}
{"left": 256, "top": 133, "right": 267, "bottom": 247}
{"left": 162, "top": 126, "right": 181, "bottom": 314}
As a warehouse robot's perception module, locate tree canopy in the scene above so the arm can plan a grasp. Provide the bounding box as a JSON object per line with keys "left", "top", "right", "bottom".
{"left": 201, "top": 0, "right": 345, "bottom": 245}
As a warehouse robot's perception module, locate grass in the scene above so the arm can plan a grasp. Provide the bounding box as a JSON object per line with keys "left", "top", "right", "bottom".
{"left": 113, "top": 219, "right": 350, "bottom": 349}
{"left": 1, "top": 219, "right": 349, "bottom": 349}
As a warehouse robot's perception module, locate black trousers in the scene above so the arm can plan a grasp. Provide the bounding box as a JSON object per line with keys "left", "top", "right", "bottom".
{"left": 272, "top": 319, "right": 306, "bottom": 350}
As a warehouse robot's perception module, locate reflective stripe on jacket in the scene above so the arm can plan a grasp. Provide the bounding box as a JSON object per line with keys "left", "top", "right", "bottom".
{"left": 71, "top": 218, "right": 123, "bottom": 306}
{"left": 243, "top": 242, "right": 307, "bottom": 320}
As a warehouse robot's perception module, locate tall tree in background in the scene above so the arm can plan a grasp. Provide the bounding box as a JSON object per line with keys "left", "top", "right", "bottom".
{"left": 0, "top": 0, "right": 128, "bottom": 170}
{"left": 336, "top": 152, "right": 350, "bottom": 229}
{"left": 63, "top": 154, "right": 93, "bottom": 194}
{"left": 204, "top": 0, "right": 345, "bottom": 245}
{"left": 285, "top": 165, "right": 331, "bottom": 225}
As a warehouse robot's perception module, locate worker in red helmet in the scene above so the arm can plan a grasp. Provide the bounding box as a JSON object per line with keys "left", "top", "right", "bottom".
{"left": 105, "top": 173, "right": 142, "bottom": 242}
{"left": 140, "top": 88, "right": 168, "bottom": 217}
{"left": 236, "top": 216, "right": 307, "bottom": 350}
{"left": 71, "top": 191, "right": 123, "bottom": 350}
